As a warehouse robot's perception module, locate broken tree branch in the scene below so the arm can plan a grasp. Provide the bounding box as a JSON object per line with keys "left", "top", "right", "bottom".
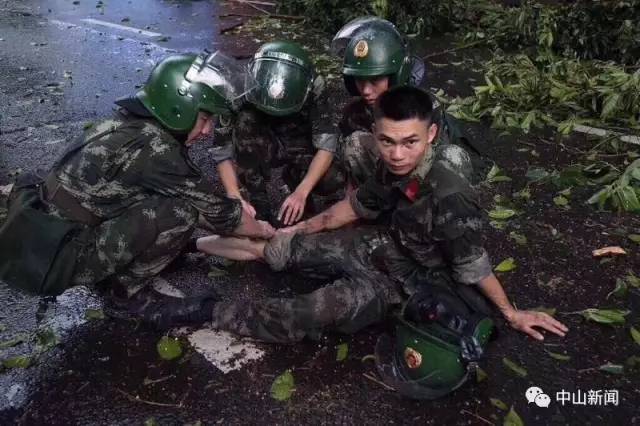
{"left": 218, "top": 12, "right": 304, "bottom": 21}
{"left": 116, "top": 388, "right": 183, "bottom": 409}
{"left": 362, "top": 373, "right": 395, "bottom": 391}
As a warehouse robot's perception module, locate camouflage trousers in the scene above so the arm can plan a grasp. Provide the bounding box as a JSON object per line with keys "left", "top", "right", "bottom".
{"left": 233, "top": 109, "right": 344, "bottom": 201}
{"left": 210, "top": 227, "right": 407, "bottom": 343}
{"left": 70, "top": 196, "right": 198, "bottom": 288}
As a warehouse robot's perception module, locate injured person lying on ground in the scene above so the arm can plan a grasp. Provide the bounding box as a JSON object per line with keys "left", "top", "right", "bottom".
{"left": 142, "top": 86, "right": 569, "bottom": 349}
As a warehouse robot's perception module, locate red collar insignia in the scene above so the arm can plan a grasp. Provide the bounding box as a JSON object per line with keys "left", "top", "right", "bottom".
{"left": 404, "top": 179, "right": 420, "bottom": 202}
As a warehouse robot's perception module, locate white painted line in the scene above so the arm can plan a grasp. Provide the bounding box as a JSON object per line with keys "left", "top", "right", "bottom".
{"left": 49, "top": 19, "right": 174, "bottom": 53}
{"left": 188, "top": 329, "right": 266, "bottom": 374}
{"left": 81, "top": 18, "right": 162, "bottom": 38}
{"left": 574, "top": 124, "right": 640, "bottom": 146}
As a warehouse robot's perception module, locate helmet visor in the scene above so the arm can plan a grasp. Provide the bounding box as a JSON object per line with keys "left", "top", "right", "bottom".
{"left": 185, "top": 50, "right": 253, "bottom": 110}
{"left": 331, "top": 16, "right": 404, "bottom": 56}
{"left": 245, "top": 57, "right": 312, "bottom": 115}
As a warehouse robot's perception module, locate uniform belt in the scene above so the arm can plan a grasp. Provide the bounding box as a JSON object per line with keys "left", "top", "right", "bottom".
{"left": 43, "top": 174, "right": 101, "bottom": 227}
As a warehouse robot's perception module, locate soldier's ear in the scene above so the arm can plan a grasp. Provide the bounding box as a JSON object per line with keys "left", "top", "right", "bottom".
{"left": 426, "top": 122, "right": 438, "bottom": 145}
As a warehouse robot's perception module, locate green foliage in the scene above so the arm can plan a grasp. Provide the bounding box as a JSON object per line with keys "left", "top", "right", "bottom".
{"left": 588, "top": 159, "right": 640, "bottom": 212}
{"left": 444, "top": 54, "right": 640, "bottom": 135}
{"left": 277, "top": 0, "right": 640, "bottom": 64}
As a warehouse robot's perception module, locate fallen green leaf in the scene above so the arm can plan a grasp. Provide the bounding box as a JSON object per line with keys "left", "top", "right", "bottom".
{"left": 0, "top": 324, "right": 5, "bottom": 332}
{"left": 270, "top": 370, "right": 295, "bottom": 401}
{"left": 488, "top": 208, "right": 517, "bottom": 220}
{"left": 578, "top": 308, "right": 629, "bottom": 325}
{"left": 144, "top": 418, "right": 158, "bottom": 426}
{"left": 526, "top": 167, "right": 550, "bottom": 183}
{"left": 83, "top": 122, "right": 94, "bottom": 130}
{"left": 156, "top": 336, "right": 182, "bottom": 361}
{"left": 495, "top": 258, "right": 517, "bottom": 273}
{"left": 85, "top": 308, "right": 105, "bottom": 321}
{"left": 2, "top": 355, "right": 32, "bottom": 369}
{"left": 546, "top": 351, "right": 571, "bottom": 361}
{"left": 503, "top": 406, "right": 524, "bottom": 426}
{"left": 626, "top": 271, "right": 640, "bottom": 287}
{"left": 599, "top": 363, "right": 624, "bottom": 374}
{"left": 36, "top": 328, "right": 59, "bottom": 351}
{"left": 509, "top": 232, "right": 528, "bottom": 246}
{"left": 630, "top": 327, "right": 640, "bottom": 346}
{"left": 476, "top": 366, "right": 488, "bottom": 383}
{"left": 336, "top": 343, "right": 348, "bottom": 362}
{"left": 0, "top": 334, "right": 28, "bottom": 349}
{"left": 490, "top": 397, "right": 508, "bottom": 411}
{"left": 553, "top": 195, "right": 569, "bottom": 207}
{"left": 502, "top": 357, "right": 527, "bottom": 378}
{"left": 629, "top": 234, "right": 640, "bottom": 244}
{"left": 606, "top": 279, "right": 628, "bottom": 299}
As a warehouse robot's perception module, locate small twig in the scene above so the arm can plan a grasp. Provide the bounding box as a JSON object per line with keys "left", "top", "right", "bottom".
{"left": 362, "top": 372, "right": 395, "bottom": 391}
{"left": 423, "top": 37, "right": 494, "bottom": 59}
{"left": 116, "top": 388, "right": 183, "bottom": 408}
{"left": 242, "top": 1, "right": 271, "bottom": 15}
{"left": 461, "top": 409, "right": 494, "bottom": 426}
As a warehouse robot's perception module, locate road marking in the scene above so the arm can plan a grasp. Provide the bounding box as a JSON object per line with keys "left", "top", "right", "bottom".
{"left": 81, "top": 18, "right": 162, "bottom": 38}
{"left": 49, "top": 19, "right": 174, "bottom": 53}
{"left": 188, "top": 329, "right": 266, "bottom": 374}
{"left": 574, "top": 124, "right": 640, "bottom": 146}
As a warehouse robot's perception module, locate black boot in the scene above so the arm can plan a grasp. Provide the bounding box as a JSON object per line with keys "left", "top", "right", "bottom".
{"left": 107, "top": 286, "right": 218, "bottom": 329}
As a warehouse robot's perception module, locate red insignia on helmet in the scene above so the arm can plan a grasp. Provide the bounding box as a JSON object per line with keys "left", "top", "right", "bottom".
{"left": 404, "top": 179, "right": 420, "bottom": 202}
{"left": 404, "top": 347, "right": 422, "bottom": 369}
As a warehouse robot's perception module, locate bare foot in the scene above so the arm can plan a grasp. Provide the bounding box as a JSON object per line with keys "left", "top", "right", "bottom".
{"left": 196, "top": 235, "right": 266, "bottom": 261}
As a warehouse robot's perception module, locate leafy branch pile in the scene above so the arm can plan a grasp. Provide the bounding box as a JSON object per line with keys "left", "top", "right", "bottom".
{"left": 441, "top": 53, "right": 640, "bottom": 134}
{"left": 277, "top": 0, "right": 640, "bottom": 65}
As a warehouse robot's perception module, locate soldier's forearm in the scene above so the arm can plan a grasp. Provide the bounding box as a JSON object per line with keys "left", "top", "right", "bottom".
{"left": 217, "top": 160, "right": 242, "bottom": 198}
{"left": 297, "top": 197, "right": 358, "bottom": 234}
{"left": 477, "top": 273, "right": 517, "bottom": 321}
{"left": 294, "top": 150, "right": 334, "bottom": 197}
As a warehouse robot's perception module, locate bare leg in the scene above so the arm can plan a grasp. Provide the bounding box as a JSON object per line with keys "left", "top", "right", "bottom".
{"left": 196, "top": 235, "right": 267, "bottom": 261}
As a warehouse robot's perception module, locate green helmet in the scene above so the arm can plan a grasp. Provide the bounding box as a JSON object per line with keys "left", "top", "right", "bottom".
{"left": 245, "top": 41, "right": 315, "bottom": 116}
{"left": 136, "top": 51, "right": 246, "bottom": 133}
{"left": 332, "top": 17, "right": 412, "bottom": 96}
{"left": 375, "top": 286, "right": 494, "bottom": 399}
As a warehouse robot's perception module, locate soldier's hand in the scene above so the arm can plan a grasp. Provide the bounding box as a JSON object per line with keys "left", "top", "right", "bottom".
{"left": 240, "top": 199, "right": 257, "bottom": 218}
{"left": 276, "top": 223, "right": 304, "bottom": 235}
{"left": 506, "top": 310, "right": 569, "bottom": 341}
{"left": 278, "top": 190, "right": 307, "bottom": 226}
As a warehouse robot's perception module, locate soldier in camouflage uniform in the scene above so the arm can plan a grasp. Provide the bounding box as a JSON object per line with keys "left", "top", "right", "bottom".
{"left": 212, "top": 41, "right": 344, "bottom": 226}
{"left": 0, "top": 52, "right": 274, "bottom": 298}
{"left": 177, "top": 87, "right": 568, "bottom": 343}
{"left": 331, "top": 17, "right": 488, "bottom": 187}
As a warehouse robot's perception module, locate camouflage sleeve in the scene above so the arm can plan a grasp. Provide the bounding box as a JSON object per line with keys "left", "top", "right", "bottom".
{"left": 349, "top": 178, "right": 396, "bottom": 220}
{"left": 141, "top": 146, "right": 242, "bottom": 235}
{"left": 210, "top": 115, "right": 235, "bottom": 164}
{"left": 431, "top": 192, "right": 492, "bottom": 284}
{"left": 309, "top": 76, "right": 338, "bottom": 153}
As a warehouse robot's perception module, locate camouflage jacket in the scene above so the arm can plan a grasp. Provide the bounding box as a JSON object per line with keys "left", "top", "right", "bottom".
{"left": 210, "top": 75, "right": 338, "bottom": 163}
{"left": 53, "top": 113, "right": 242, "bottom": 234}
{"left": 349, "top": 142, "right": 491, "bottom": 287}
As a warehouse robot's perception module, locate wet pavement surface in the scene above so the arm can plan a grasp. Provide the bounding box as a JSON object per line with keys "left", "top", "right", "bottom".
{"left": 2, "top": 1, "right": 640, "bottom": 425}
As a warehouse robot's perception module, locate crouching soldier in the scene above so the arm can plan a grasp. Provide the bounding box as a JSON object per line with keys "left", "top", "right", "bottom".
{"left": 212, "top": 41, "right": 344, "bottom": 226}
{"left": 332, "top": 17, "right": 489, "bottom": 187}
{"left": 149, "top": 87, "right": 568, "bottom": 344}
{"left": 0, "top": 52, "right": 274, "bottom": 298}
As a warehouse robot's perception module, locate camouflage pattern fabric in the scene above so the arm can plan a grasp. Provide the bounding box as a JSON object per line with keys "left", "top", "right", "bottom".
{"left": 210, "top": 144, "right": 491, "bottom": 342}
{"left": 337, "top": 58, "right": 492, "bottom": 185}
{"left": 210, "top": 227, "right": 403, "bottom": 343}
{"left": 3, "top": 113, "right": 242, "bottom": 291}
{"left": 210, "top": 78, "right": 345, "bottom": 204}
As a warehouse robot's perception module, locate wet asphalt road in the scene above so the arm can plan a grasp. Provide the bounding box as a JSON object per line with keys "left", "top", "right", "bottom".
{"left": 0, "top": 0, "right": 222, "bottom": 415}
